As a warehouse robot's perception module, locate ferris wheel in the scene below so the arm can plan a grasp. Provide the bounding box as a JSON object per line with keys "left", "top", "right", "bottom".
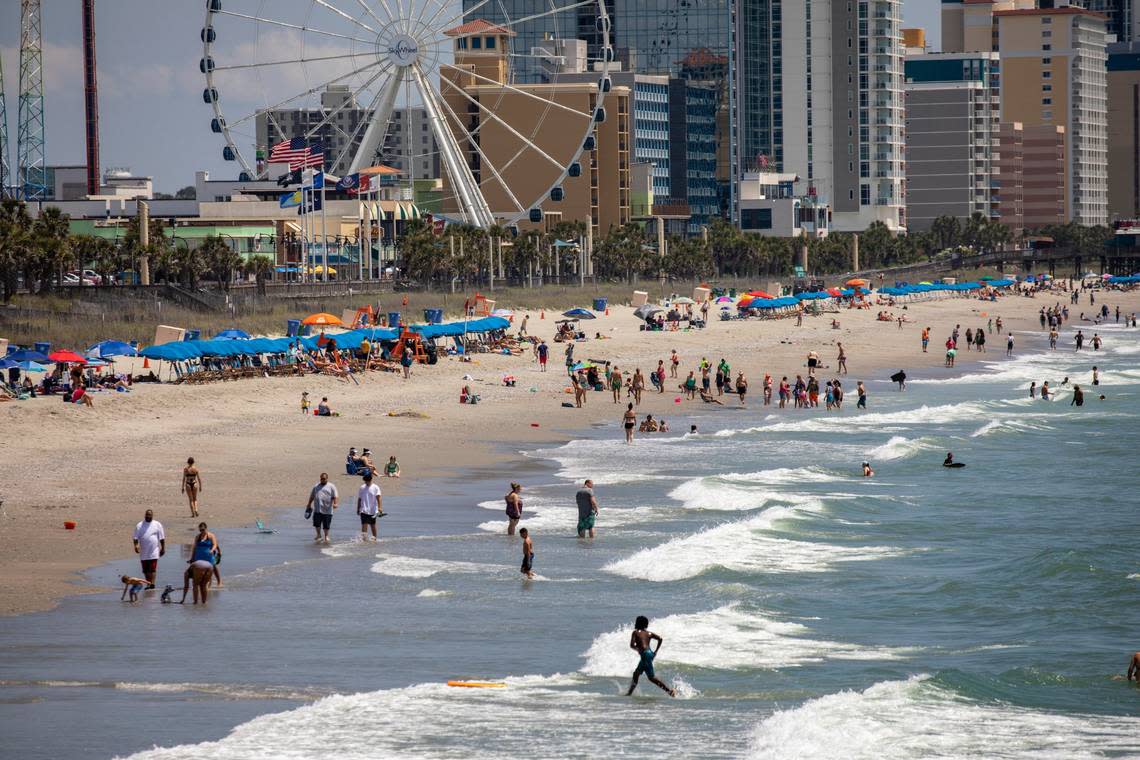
{"left": 200, "top": 0, "right": 613, "bottom": 228}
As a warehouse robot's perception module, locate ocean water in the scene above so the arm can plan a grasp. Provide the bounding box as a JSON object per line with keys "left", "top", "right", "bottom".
{"left": 2, "top": 324, "right": 1139, "bottom": 759}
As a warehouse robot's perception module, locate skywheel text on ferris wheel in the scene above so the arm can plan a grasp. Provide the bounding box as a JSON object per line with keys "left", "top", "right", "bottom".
{"left": 201, "top": 0, "right": 615, "bottom": 233}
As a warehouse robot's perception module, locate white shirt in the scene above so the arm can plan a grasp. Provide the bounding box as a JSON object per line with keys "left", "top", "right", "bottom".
{"left": 358, "top": 483, "right": 381, "bottom": 516}
{"left": 132, "top": 519, "right": 165, "bottom": 560}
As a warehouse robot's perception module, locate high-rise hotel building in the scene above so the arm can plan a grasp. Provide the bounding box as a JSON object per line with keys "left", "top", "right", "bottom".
{"left": 736, "top": 0, "right": 907, "bottom": 232}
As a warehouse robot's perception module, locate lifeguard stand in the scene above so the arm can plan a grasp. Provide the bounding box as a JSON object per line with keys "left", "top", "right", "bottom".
{"left": 464, "top": 292, "right": 495, "bottom": 317}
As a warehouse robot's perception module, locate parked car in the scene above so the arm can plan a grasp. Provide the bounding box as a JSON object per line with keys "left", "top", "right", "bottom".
{"left": 64, "top": 271, "right": 97, "bottom": 286}
{"left": 81, "top": 269, "right": 103, "bottom": 285}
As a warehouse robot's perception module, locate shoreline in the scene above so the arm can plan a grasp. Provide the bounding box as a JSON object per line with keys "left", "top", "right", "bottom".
{"left": 2, "top": 293, "right": 1137, "bottom": 616}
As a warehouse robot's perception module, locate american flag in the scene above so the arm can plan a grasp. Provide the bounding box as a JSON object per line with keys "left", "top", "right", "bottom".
{"left": 268, "top": 138, "right": 324, "bottom": 170}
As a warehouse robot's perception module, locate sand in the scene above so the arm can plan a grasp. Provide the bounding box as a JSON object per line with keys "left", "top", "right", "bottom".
{"left": 1, "top": 289, "right": 1135, "bottom": 615}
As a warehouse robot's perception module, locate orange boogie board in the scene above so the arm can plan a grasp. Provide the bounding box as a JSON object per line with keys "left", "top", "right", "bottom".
{"left": 447, "top": 681, "right": 506, "bottom": 689}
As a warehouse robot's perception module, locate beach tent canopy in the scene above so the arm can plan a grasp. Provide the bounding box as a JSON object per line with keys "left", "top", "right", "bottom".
{"left": 671, "top": 297, "right": 696, "bottom": 305}
{"left": 302, "top": 313, "right": 344, "bottom": 326}
{"left": 715, "top": 296, "right": 735, "bottom": 303}
{"left": 0, "top": 358, "right": 16, "bottom": 369}
{"left": 411, "top": 316, "right": 511, "bottom": 339}
{"left": 48, "top": 349, "right": 87, "bottom": 364}
{"left": 634, "top": 304, "right": 665, "bottom": 321}
{"left": 562, "top": 308, "right": 596, "bottom": 319}
{"left": 747, "top": 290, "right": 775, "bottom": 299}
{"left": 86, "top": 340, "right": 137, "bottom": 359}
{"left": 214, "top": 329, "right": 251, "bottom": 340}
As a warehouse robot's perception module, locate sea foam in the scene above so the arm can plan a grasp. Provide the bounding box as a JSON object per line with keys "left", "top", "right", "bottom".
{"left": 749, "top": 675, "right": 1140, "bottom": 759}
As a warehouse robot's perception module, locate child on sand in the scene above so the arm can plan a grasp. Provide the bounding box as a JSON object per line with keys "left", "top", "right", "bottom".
{"left": 301, "top": 391, "right": 311, "bottom": 415}
{"left": 121, "top": 574, "right": 148, "bottom": 602}
{"left": 520, "top": 528, "right": 535, "bottom": 579}
{"left": 626, "top": 615, "right": 676, "bottom": 697}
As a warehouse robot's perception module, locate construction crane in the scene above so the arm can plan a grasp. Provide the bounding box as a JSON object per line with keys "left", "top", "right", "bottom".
{"left": 17, "top": 0, "right": 46, "bottom": 200}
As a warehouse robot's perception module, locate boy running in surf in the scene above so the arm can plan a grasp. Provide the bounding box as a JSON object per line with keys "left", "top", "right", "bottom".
{"left": 626, "top": 615, "right": 676, "bottom": 697}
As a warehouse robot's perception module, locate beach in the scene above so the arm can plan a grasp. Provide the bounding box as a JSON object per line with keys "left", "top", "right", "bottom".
{"left": 1, "top": 290, "right": 1137, "bottom": 616}
{"left": 2, "top": 285, "right": 1140, "bottom": 759}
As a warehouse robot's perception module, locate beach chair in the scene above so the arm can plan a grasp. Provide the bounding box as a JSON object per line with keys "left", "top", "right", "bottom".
{"left": 255, "top": 519, "right": 276, "bottom": 534}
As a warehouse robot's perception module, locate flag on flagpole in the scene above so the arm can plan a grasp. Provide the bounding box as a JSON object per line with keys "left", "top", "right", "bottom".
{"left": 298, "top": 188, "right": 323, "bottom": 215}
{"left": 276, "top": 168, "right": 302, "bottom": 187}
{"left": 336, "top": 172, "right": 371, "bottom": 193}
{"left": 302, "top": 169, "right": 325, "bottom": 189}
{"left": 279, "top": 190, "right": 302, "bottom": 208}
{"left": 269, "top": 138, "right": 324, "bottom": 170}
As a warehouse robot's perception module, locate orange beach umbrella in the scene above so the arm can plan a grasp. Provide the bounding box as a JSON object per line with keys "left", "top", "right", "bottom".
{"left": 846, "top": 278, "right": 868, "bottom": 287}
{"left": 302, "top": 313, "right": 344, "bottom": 327}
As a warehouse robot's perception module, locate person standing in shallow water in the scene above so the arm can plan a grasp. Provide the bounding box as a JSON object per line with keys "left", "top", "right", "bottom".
{"left": 623, "top": 403, "right": 637, "bottom": 443}
{"left": 505, "top": 482, "right": 523, "bottom": 535}
{"left": 626, "top": 615, "right": 676, "bottom": 697}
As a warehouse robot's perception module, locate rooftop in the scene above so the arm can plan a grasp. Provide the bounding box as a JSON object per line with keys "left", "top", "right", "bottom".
{"left": 444, "top": 19, "right": 516, "bottom": 38}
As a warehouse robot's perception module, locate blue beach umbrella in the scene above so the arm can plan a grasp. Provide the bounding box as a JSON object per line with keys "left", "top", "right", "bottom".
{"left": 16, "top": 360, "right": 48, "bottom": 372}
{"left": 214, "top": 328, "right": 252, "bottom": 340}
{"left": 7, "top": 348, "right": 50, "bottom": 363}
{"left": 86, "top": 340, "right": 137, "bottom": 359}
{"left": 562, "top": 308, "right": 596, "bottom": 319}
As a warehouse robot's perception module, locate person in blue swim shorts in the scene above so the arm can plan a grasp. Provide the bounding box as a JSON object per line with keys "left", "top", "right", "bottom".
{"left": 626, "top": 615, "right": 676, "bottom": 697}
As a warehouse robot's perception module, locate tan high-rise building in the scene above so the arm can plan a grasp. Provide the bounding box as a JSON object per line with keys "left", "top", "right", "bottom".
{"left": 1107, "top": 42, "right": 1140, "bottom": 220}
{"left": 993, "top": 6, "right": 1107, "bottom": 226}
{"left": 941, "top": 3, "right": 1108, "bottom": 226}
{"left": 439, "top": 20, "right": 631, "bottom": 236}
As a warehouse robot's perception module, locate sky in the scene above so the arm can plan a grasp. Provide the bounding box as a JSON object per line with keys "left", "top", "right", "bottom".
{"left": 0, "top": 1, "right": 941, "bottom": 194}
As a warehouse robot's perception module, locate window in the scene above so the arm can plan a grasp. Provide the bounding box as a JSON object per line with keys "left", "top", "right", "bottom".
{"left": 861, "top": 184, "right": 871, "bottom": 205}
{"left": 1043, "top": 44, "right": 1051, "bottom": 50}
{"left": 741, "top": 208, "right": 773, "bottom": 230}
{"left": 458, "top": 38, "right": 467, "bottom": 49}
{"left": 1043, "top": 70, "right": 1052, "bottom": 79}
{"left": 1042, "top": 110, "right": 1053, "bottom": 119}
{"left": 1042, "top": 57, "right": 1051, "bottom": 64}
{"left": 1042, "top": 30, "right": 1052, "bottom": 38}
{"left": 1042, "top": 97, "right": 1052, "bottom": 105}
{"left": 471, "top": 37, "right": 481, "bottom": 49}
{"left": 485, "top": 36, "right": 495, "bottom": 49}
{"left": 1042, "top": 16, "right": 1052, "bottom": 24}
{"left": 1043, "top": 84, "right": 1052, "bottom": 91}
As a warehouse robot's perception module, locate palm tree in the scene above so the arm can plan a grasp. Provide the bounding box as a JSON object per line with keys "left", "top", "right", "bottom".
{"left": 0, "top": 199, "right": 33, "bottom": 302}
{"left": 244, "top": 255, "right": 273, "bottom": 296}
{"left": 31, "top": 207, "right": 73, "bottom": 292}
{"left": 197, "top": 235, "right": 243, "bottom": 292}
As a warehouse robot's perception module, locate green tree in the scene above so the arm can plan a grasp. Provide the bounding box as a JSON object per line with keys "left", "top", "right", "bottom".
{"left": 31, "top": 207, "right": 73, "bottom": 293}
{"left": 0, "top": 199, "right": 33, "bottom": 302}
{"left": 198, "top": 236, "right": 243, "bottom": 291}
{"left": 244, "top": 254, "right": 273, "bottom": 296}
{"left": 930, "top": 215, "right": 962, "bottom": 251}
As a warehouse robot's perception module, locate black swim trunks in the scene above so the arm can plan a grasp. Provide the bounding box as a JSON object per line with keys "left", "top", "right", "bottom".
{"left": 521, "top": 552, "right": 534, "bottom": 574}
{"left": 359, "top": 513, "right": 377, "bottom": 526}
{"left": 313, "top": 512, "right": 332, "bottom": 530}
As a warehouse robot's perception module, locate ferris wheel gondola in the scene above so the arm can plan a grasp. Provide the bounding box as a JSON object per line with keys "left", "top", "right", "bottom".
{"left": 200, "top": 0, "right": 613, "bottom": 228}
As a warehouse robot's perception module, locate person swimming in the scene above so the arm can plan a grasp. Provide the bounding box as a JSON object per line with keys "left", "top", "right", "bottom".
{"left": 862, "top": 461, "right": 874, "bottom": 477}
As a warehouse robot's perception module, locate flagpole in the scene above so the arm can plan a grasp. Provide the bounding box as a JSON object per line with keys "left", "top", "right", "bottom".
{"left": 320, "top": 178, "right": 328, "bottom": 284}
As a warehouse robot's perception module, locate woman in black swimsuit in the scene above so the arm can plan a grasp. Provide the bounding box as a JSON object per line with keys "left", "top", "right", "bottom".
{"left": 505, "top": 482, "right": 523, "bottom": 536}
{"left": 623, "top": 403, "right": 637, "bottom": 444}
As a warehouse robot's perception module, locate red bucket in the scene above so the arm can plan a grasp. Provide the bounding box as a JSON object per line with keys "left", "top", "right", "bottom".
{"left": 64, "top": 521, "right": 77, "bottom": 530}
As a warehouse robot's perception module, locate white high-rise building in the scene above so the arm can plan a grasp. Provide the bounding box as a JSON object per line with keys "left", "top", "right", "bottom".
{"left": 739, "top": 0, "right": 906, "bottom": 232}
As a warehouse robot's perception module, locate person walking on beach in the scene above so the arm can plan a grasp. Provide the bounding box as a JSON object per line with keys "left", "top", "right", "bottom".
{"left": 181, "top": 457, "right": 202, "bottom": 518}
{"left": 837, "top": 343, "right": 848, "bottom": 374}
{"left": 610, "top": 366, "right": 623, "bottom": 403}
{"left": 576, "top": 479, "right": 599, "bottom": 539}
{"left": 519, "top": 314, "right": 529, "bottom": 337}
{"left": 632, "top": 369, "right": 645, "bottom": 405}
{"left": 306, "top": 472, "right": 338, "bottom": 543}
{"left": 976, "top": 328, "right": 986, "bottom": 353}
{"left": 670, "top": 349, "right": 680, "bottom": 378}
{"left": 735, "top": 371, "right": 748, "bottom": 406}
{"left": 626, "top": 615, "right": 676, "bottom": 697}
{"left": 856, "top": 381, "right": 867, "bottom": 409}
{"left": 623, "top": 403, "right": 637, "bottom": 444}
{"left": 537, "top": 340, "right": 548, "bottom": 372}
{"left": 401, "top": 346, "right": 414, "bottom": 379}
{"left": 921, "top": 327, "right": 930, "bottom": 353}
{"left": 1006, "top": 334, "right": 1014, "bottom": 357}
{"left": 1075, "top": 330, "right": 1085, "bottom": 351}
{"left": 357, "top": 472, "right": 383, "bottom": 541}
{"left": 132, "top": 509, "right": 165, "bottom": 589}
{"left": 519, "top": 528, "right": 535, "bottom": 579}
